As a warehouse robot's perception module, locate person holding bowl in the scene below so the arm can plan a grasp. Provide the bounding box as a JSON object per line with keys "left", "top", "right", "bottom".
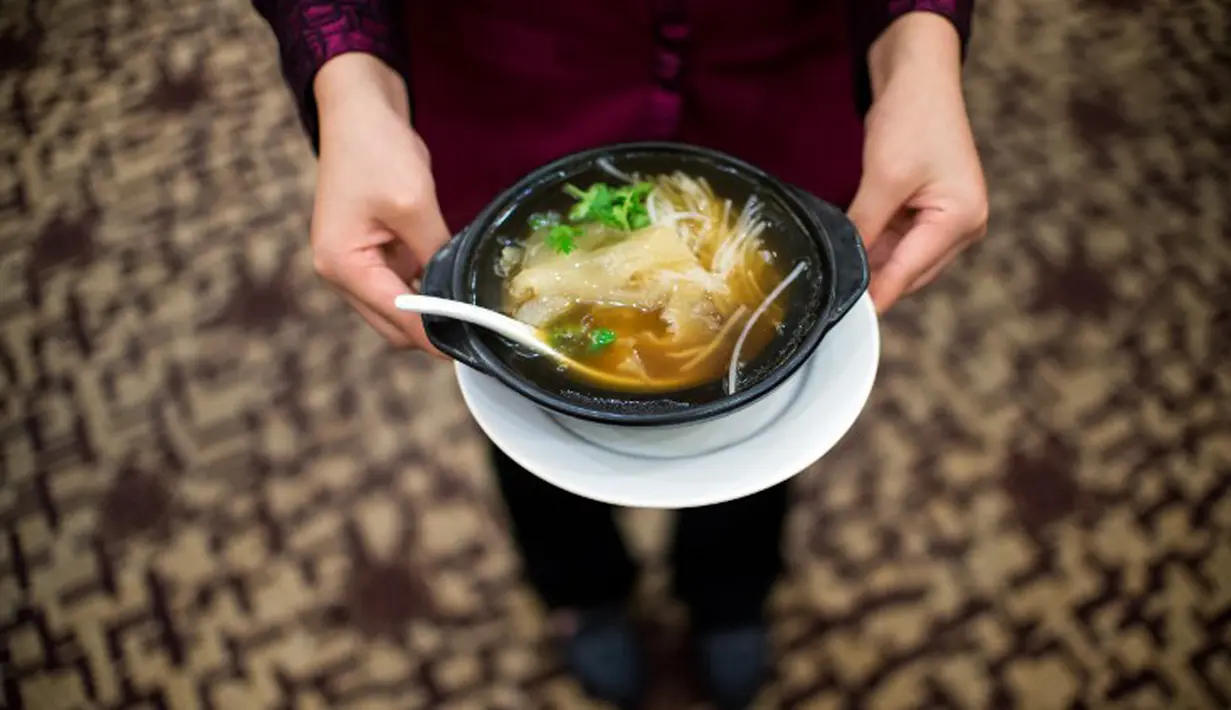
{"left": 251, "top": 2, "right": 987, "bottom": 708}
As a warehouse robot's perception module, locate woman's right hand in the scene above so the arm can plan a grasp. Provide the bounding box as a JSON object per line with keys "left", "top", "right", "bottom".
{"left": 311, "top": 53, "right": 451, "bottom": 353}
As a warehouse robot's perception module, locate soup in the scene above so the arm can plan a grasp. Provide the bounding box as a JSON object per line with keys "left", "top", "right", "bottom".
{"left": 497, "top": 167, "right": 807, "bottom": 393}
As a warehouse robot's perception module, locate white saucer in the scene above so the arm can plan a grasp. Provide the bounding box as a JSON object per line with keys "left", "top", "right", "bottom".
{"left": 456, "top": 294, "right": 880, "bottom": 509}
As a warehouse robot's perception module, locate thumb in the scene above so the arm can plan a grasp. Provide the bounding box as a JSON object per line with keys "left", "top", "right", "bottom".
{"left": 847, "top": 172, "right": 909, "bottom": 251}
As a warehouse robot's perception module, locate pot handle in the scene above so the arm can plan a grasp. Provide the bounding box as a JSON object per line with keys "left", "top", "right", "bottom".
{"left": 793, "top": 189, "right": 870, "bottom": 327}
{"left": 418, "top": 233, "right": 492, "bottom": 374}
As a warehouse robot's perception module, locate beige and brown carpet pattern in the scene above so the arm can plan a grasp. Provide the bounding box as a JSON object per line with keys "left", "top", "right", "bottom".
{"left": 2, "top": 0, "right": 1229, "bottom": 708}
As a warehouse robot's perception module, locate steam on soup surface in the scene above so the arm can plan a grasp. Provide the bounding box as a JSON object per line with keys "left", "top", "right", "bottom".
{"left": 498, "top": 169, "right": 804, "bottom": 393}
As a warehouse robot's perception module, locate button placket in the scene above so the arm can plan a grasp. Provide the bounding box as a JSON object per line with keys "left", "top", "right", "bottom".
{"left": 645, "top": 0, "right": 688, "bottom": 137}
{"left": 651, "top": 0, "right": 688, "bottom": 90}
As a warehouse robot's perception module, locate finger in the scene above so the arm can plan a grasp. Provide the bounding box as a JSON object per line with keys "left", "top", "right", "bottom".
{"left": 382, "top": 189, "right": 452, "bottom": 268}
{"left": 348, "top": 295, "right": 450, "bottom": 361}
{"left": 868, "top": 218, "right": 962, "bottom": 313}
{"left": 325, "top": 275, "right": 420, "bottom": 348}
{"left": 343, "top": 292, "right": 415, "bottom": 347}
{"left": 317, "top": 261, "right": 407, "bottom": 342}
{"left": 333, "top": 253, "right": 445, "bottom": 355}
{"left": 399, "top": 312, "right": 451, "bottom": 362}
{"left": 366, "top": 299, "right": 450, "bottom": 361}
{"left": 905, "top": 243, "right": 964, "bottom": 295}
{"left": 847, "top": 172, "right": 910, "bottom": 251}
{"left": 382, "top": 240, "right": 424, "bottom": 284}
{"left": 867, "top": 226, "right": 904, "bottom": 271}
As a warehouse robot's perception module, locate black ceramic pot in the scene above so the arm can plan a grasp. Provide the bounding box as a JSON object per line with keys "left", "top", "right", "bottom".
{"left": 420, "top": 142, "right": 868, "bottom": 427}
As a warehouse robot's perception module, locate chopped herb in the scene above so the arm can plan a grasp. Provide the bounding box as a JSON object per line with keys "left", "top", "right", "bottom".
{"left": 546, "top": 224, "right": 582, "bottom": 254}
{"left": 547, "top": 321, "right": 618, "bottom": 357}
{"left": 564, "top": 183, "right": 614, "bottom": 224}
{"left": 627, "top": 181, "right": 653, "bottom": 204}
{"left": 620, "top": 182, "right": 654, "bottom": 230}
{"left": 527, "top": 211, "right": 561, "bottom": 231}
{"left": 562, "top": 181, "right": 655, "bottom": 232}
{"left": 588, "top": 328, "right": 617, "bottom": 353}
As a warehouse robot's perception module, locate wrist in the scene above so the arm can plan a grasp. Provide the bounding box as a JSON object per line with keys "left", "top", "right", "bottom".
{"left": 868, "top": 12, "right": 963, "bottom": 99}
{"left": 314, "top": 53, "right": 410, "bottom": 125}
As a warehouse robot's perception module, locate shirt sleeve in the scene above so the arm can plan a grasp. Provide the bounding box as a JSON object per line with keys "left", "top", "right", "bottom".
{"left": 849, "top": 1, "right": 974, "bottom": 115}
{"left": 251, "top": 0, "right": 408, "bottom": 150}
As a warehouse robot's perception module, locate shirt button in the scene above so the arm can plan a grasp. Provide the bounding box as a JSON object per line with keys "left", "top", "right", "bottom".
{"left": 654, "top": 49, "right": 682, "bottom": 84}
{"left": 657, "top": 22, "right": 689, "bottom": 43}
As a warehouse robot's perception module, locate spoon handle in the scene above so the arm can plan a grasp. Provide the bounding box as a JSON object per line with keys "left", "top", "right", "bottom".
{"left": 393, "top": 294, "right": 555, "bottom": 357}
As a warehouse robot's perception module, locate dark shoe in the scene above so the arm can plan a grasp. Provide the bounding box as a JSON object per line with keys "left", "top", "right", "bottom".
{"left": 697, "top": 624, "right": 770, "bottom": 710}
{"left": 552, "top": 608, "right": 645, "bottom": 709}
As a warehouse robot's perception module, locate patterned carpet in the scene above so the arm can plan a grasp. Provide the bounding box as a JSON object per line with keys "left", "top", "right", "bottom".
{"left": 2, "top": 0, "right": 1229, "bottom": 708}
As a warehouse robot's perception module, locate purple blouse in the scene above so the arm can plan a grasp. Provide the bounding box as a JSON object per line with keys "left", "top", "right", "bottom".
{"left": 253, "top": 1, "right": 972, "bottom": 229}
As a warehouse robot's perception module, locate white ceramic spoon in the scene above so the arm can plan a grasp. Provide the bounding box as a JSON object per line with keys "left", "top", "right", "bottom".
{"left": 393, "top": 294, "right": 559, "bottom": 359}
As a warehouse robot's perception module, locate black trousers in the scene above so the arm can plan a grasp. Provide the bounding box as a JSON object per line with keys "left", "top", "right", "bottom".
{"left": 490, "top": 443, "right": 790, "bottom": 631}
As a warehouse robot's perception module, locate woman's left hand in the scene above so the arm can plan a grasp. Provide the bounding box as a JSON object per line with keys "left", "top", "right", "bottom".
{"left": 848, "top": 12, "right": 988, "bottom": 313}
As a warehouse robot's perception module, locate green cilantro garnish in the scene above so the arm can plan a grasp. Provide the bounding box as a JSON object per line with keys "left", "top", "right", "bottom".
{"left": 546, "top": 224, "right": 582, "bottom": 254}
{"left": 547, "top": 321, "right": 618, "bottom": 357}
{"left": 540, "top": 180, "right": 653, "bottom": 257}
{"left": 588, "top": 328, "right": 617, "bottom": 353}
{"left": 563, "top": 181, "right": 654, "bottom": 232}
{"left": 564, "top": 183, "right": 612, "bottom": 224}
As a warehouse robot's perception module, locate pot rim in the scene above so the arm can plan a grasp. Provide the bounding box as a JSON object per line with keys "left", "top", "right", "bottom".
{"left": 440, "top": 142, "right": 845, "bottom": 428}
